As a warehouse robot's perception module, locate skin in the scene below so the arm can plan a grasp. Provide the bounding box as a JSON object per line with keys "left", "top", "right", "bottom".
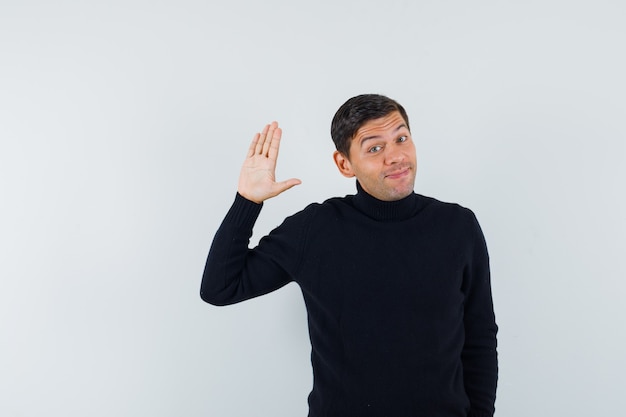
{"left": 333, "top": 111, "right": 417, "bottom": 201}
{"left": 237, "top": 121, "right": 301, "bottom": 203}
{"left": 238, "top": 111, "right": 416, "bottom": 203}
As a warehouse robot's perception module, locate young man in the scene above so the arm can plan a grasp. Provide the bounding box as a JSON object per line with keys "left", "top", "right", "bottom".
{"left": 201, "top": 94, "right": 498, "bottom": 417}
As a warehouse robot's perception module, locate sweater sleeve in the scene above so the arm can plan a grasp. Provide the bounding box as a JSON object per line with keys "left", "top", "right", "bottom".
{"left": 200, "top": 193, "right": 303, "bottom": 306}
{"left": 461, "top": 210, "right": 498, "bottom": 417}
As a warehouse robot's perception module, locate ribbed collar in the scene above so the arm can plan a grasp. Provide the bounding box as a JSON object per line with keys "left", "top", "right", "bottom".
{"left": 352, "top": 181, "right": 421, "bottom": 222}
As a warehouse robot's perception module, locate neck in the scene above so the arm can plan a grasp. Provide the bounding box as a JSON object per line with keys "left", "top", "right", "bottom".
{"left": 352, "top": 181, "right": 420, "bottom": 222}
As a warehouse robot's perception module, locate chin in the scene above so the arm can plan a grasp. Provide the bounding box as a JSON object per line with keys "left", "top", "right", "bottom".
{"left": 381, "top": 189, "right": 413, "bottom": 201}
{"left": 389, "top": 183, "right": 415, "bottom": 200}
{"left": 392, "top": 191, "right": 413, "bottom": 201}
{"left": 382, "top": 178, "right": 415, "bottom": 200}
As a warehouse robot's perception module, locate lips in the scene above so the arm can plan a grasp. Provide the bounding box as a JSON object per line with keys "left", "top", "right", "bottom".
{"left": 384, "top": 166, "right": 412, "bottom": 179}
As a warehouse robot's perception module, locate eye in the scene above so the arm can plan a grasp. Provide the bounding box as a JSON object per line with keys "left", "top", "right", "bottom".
{"left": 397, "top": 136, "right": 408, "bottom": 143}
{"left": 368, "top": 145, "right": 382, "bottom": 153}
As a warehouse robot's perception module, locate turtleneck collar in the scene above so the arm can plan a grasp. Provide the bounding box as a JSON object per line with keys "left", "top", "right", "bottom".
{"left": 352, "top": 180, "right": 421, "bottom": 222}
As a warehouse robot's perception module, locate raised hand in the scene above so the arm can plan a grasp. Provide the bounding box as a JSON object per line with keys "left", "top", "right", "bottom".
{"left": 237, "top": 121, "right": 301, "bottom": 204}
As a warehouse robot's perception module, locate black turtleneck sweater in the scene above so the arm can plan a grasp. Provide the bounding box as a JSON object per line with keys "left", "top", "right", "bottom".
{"left": 201, "top": 184, "right": 498, "bottom": 417}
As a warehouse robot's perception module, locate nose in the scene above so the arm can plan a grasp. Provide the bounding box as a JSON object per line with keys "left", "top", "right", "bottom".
{"left": 385, "top": 145, "right": 405, "bottom": 165}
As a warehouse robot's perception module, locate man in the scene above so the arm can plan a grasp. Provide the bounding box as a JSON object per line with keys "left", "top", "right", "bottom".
{"left": 201, "top": 94, "right": 498, "bottom": 417}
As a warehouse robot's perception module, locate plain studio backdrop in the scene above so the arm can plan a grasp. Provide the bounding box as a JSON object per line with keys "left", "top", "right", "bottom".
{"left": 1, "top": 1, "right": 624, "bottom": 416}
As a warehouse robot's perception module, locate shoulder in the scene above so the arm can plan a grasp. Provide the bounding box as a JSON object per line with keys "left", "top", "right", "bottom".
{"left": 418, "top": 193, "right": 473, "bottom": 216}
{"left": 276, "top": 195, "right": 357, "bottom": 234}
{"left": 274, "top": 195, "right": 351, "bottom": 224}
{"left": 295, "top": 194, "right": 356, "bottom": 216}
{"left": 417, "top": 194, "right": 481, "bottom": 232}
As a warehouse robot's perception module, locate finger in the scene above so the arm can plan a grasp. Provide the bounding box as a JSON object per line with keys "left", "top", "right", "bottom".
{"left": 272, "top": 178, "right": 302, "bottom": 196}
{"left": 267, "top": 127, "right": 282, "bottom": 161}
{"left": 262, "top": 121, "right": 277, "bottom": 156}
{"left": 255, "top": 124, "right": 270, "bottom": 155}
{"left": 247, "top": 133, "right": 260, "bottom": 158}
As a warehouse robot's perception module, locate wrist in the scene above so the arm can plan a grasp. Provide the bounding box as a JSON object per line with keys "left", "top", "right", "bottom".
{"left": 236, "top": 190, "right": 263, "bottom": 205}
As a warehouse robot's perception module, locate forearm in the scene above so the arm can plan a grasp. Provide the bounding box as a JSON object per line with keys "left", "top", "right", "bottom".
{"left": 462, "top": 319, "right": 498, "bottom": 417}
{"left": 201, "top": 193, "right": 264, "bottom": 305}
{"left": 462, "top": 281, "right": 498, "bottom": 416}
{"left": 200, "top": 193, "right": 299, "bottom": 306}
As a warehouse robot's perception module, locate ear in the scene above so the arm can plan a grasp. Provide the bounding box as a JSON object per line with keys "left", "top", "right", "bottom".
{"left": 333, "top": 150, "right": 355, "bottom": 178}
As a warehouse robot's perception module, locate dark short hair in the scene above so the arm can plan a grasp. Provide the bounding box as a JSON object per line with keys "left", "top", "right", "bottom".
{"left": 330, "top": 94, "right": 410, "bottom": 157}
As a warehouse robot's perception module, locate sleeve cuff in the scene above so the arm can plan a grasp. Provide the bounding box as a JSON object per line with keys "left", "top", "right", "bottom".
{"left": 222, "top": 192, "right": 264, "bottom": 226}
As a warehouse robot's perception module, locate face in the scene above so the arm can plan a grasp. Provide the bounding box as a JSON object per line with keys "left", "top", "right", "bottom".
{"left": 333, "top": 111, "right": 417, "bottom": 201}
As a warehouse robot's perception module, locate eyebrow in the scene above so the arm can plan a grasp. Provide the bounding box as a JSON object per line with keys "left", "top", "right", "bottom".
{"left": 359, "top": 123, "right": 408, "bottom": 146}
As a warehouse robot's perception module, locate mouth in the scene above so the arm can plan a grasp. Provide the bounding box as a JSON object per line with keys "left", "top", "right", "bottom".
{"left": 384, "top": 166, "right": 411, "bottom": 179}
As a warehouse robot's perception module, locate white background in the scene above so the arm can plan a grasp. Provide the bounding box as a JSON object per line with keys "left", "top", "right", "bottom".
{"left": 1, "top": 1, "right": 624, "bottom": 416}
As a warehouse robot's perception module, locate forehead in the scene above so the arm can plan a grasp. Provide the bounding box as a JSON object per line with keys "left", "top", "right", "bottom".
{"left": 353, "top": 111, "right": 408, "bottom": 142}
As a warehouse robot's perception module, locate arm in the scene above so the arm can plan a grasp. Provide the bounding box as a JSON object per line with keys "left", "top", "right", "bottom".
{"left": 461, "top": 212, "right": 499, "bottom": 417}
{"left": 200, "top": 122, "right": 302, "bottom": 305}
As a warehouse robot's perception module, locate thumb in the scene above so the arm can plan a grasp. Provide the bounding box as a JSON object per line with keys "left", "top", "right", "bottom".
{"left": 272, "top": 178, "right": 302, "bottom": 195}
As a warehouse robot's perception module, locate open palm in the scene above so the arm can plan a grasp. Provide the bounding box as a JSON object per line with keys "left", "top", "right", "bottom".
{"left": 237, "top": 121, "right": 301, "bottom": 203}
